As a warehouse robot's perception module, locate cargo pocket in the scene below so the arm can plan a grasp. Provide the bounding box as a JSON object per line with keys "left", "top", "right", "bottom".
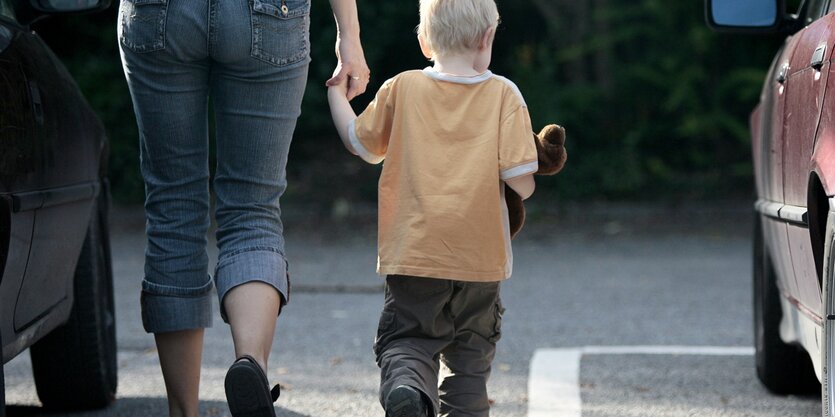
{"left": 250, "top": 0, "right": 310, "bottom": 67}
{"left": 119, "top": 0, "right": 168, "bottom": 53}
{"left": 373, "top": 309, "right": 397, "bottom": 358}
{"left": 488, "top": 298, "right": 505, "bottom": 343}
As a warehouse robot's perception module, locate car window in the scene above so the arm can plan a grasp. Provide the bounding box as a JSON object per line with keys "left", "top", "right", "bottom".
{"left": 0, "top": 0, "right": 15, "bottom": 21}
{"left": 801, "top": 0, "right": 825, "bottom": 23}
{"left": 807, "top": 0, "right": 830, "bottom": 20}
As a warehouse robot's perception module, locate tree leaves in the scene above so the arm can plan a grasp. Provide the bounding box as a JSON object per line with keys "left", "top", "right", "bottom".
{"left": 33, "top": 0, "right": 784, "bottom": 202}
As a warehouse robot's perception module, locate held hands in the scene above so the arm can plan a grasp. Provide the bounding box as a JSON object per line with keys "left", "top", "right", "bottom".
{"left": 326, "top": 35, "right": 370, "bottom": 101}
{"left": 325, "top": 0, "right": 365, "bottom": 154}
{"left": 328, "top": 67, "right": 350, "bottom": 97}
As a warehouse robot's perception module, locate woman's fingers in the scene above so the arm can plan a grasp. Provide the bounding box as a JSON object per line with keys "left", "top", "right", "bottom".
{"left": 327, "top": 62, "right": 370, "bottom": 100}
{"left": 346, "top": 71, "right": 369, "bottom": 100}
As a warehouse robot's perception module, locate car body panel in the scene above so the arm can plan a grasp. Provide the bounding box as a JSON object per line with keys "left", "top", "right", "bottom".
{"left": 782, "top": 16, "right": 834, "bottom": 316}
{"left": 778, "top": 287, "right": 824, "bottom": 379}
{"left": 786, "top": 14, "right": 835, "bottom": 319}
{"left": 713, "top": 0, "right": 835, "bottom": 399}
{"left": 750, "top": 62, "right": 817, "bottom": 319}
{"left": 754, "top": 12, "right": 835, "bottom": 321}
{"left": 746, "top": 3, "right": 835, "bottom": 387}
{"left": 812, "top": 78, "right": 835, "bottom": 195}
{"left": 759, "top": 32, "right": 804, "bottom": 306}
{"left": 13, "top": 201, "right": 92, "bottom": 331}
{"left": 765, "top": 217, "right": 802, "bottom": 298}
{"left": 762, "top": 34, "right": 800, "bottom": 204}
{"left": 0, "top": 28, "right": 37, "bottom": 195}
{"left": 0, "top": 205, "right": 33, "bottom": 333}
{"left": 0, "top": 3, "right": 106, "bottom": 363}
{"left": 788, "top": 223, "right": 823, "bottom": 314}
{"left": 750, "top": 101, "right": 763, "bottom": 181}
{"left": 0, "top": 20, "right": 103, "bottom": 192}
{"left": 782, "top": 19, "right": 832, "bottom": 208}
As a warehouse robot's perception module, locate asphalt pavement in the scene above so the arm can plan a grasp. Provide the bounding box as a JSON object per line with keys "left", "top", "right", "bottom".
{"left": 3, "top": 202, "right": 822, "bottom": 416}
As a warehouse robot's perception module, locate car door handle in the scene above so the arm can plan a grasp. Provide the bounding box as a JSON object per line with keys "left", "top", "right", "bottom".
{"left": 811, "top": 44, "right": 827, "bottom": 70}
{"left": 776, "top": 63, "right": 789, "bottom": 84}
{"left": 29, "top": 81, "right": 44, "bottom": 125}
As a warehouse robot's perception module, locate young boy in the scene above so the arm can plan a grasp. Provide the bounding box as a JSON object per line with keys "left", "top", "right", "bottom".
{"left": 328, "top": 0, "right": 536, "bottom": 415}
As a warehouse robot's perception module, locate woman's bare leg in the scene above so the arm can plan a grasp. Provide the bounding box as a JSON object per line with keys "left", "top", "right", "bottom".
{"left": 224, "top": 281, "right": 282, "bottom": 371}
{"left": 155, "top": 329, "right": 205, "bottom": 417}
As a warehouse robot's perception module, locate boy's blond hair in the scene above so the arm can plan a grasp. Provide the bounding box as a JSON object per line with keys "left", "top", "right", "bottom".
{"left": 418, "top": 0, "right": 499, "bottom": 58}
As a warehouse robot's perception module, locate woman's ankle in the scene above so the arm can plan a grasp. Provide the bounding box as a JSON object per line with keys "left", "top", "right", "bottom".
{"left": 167, "top": 402, "right": 200, "bottom": 417}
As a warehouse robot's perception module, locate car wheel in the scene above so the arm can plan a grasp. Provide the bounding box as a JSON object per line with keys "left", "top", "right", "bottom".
{"left": 753, "top": 214, "right": 818, "bottom": 394}
{"left": 29, "top": 190, "right": 117, "bottom": 410}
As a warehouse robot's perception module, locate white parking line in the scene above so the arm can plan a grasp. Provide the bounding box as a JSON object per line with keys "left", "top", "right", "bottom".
{"left": 527, "top": 346, "right": 755, "bottom": 417}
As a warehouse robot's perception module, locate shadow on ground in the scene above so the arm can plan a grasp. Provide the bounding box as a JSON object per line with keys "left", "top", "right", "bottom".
{"left": 6, "top": 397, "right": 311, "bottom": 417}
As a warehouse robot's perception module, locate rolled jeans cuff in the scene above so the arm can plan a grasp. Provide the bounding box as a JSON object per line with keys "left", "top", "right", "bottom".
{"left": 141, "top": 277, "right": 214, "bottom": 333}
{"left": 214, "top": 247, "right": 290, "bottom": 323}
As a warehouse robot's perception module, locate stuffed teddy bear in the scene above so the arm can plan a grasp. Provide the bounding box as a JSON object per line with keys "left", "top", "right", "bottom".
{"left": 506, "top": 124, "right": 567, "bottom": 238}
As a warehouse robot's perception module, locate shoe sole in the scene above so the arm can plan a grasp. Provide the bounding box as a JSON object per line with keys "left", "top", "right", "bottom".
{"left": 385, "top": 387, "right": 425, "bottom": 417}
{"left": 225, "top": 360, "right": 277, "bottom": 417}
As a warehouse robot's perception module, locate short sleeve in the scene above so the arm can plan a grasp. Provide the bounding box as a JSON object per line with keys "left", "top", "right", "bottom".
{"left": 498, "top": 105, "right": 537, "bottom": 180}
{"left": 350, "top": 79, "right": 395, "bottom": 164}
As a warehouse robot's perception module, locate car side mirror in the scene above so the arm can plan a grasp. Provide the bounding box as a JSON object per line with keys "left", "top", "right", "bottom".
{"left": 705, "top": 0, "right": 787, "bottom": 34}
{"left": 29, "top": 0, "right": 110, "bottom": 13}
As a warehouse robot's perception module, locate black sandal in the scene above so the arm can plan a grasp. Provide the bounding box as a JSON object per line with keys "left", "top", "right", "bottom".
{"left": 224, "top": 355, "right": 281, "bottom": 417}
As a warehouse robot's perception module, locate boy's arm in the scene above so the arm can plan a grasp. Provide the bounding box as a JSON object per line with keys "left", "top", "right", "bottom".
{"left": 328, "top": 85, "right": 359, "bottom": 155}
{"left": 506, "top": 174, "right": 535, "bottom": 200}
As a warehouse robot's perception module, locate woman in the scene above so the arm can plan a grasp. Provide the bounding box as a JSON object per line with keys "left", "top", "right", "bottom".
{"left": 118, "top": 0, "right": 369, "bottom": 416}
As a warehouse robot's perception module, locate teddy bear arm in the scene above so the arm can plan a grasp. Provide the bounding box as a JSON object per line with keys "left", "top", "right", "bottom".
{"left": 534, "top": 125, "right": 567, "bottom": 176}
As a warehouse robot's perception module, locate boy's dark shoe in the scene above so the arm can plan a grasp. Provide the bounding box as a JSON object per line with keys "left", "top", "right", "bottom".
{"left": 385, "top": 385, "right": 429, "bottom": 417}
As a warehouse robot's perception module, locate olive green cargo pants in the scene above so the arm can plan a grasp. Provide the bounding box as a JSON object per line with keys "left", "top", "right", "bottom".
{"left": 374, "top": 275, "right": 504, "bottom": 417}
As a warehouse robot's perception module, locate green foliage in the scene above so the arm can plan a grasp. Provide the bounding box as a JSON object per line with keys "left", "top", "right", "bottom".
{"left": 33, "top": 0, "right": 784, "bottom": 204}
{"left": 498, "top": 0, "right": 783, "bottom": 200}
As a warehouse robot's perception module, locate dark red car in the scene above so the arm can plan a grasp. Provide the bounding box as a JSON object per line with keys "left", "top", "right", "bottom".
{"left": 709, "top": 0, "right": 835, "bottom": 414}
{"left": 0, "top": 0, "right": 116, "bottom": 414}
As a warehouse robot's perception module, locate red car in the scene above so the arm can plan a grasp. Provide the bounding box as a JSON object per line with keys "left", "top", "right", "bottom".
{"left": 709, "top": 0, "right": 835, "bottom": 413}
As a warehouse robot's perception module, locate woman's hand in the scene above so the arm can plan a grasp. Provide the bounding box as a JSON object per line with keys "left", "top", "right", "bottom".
{"left": 325, "top": 37, "right": 369, "bottom": 101}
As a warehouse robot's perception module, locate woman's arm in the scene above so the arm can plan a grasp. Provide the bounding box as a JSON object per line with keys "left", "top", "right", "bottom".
{"left": 326, "top": 0, "right": 370, "bottom": 101}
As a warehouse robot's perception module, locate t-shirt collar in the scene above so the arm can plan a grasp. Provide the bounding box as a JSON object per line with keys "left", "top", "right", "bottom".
{"left": 421, "top": 67, "right": 493, "bottom": 84}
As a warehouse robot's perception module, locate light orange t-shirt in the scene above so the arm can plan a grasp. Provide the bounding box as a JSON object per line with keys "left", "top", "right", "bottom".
{"left": 349, "top": 68, "right": 537, "bottom": 281}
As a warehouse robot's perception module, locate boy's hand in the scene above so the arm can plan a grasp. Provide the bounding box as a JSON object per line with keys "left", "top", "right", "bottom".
{"left": 328, "top": 68, "right": 350, "bottom": 97}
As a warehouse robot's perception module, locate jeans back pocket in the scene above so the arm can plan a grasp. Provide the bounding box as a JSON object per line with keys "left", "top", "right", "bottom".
{"left": 250, "top": 0, "right": 310, "bottom": 67}
{"left": 119, "top": 0, "right": 168, "bottom": 53}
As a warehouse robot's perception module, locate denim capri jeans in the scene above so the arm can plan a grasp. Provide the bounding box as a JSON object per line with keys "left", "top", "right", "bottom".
{"left": 118, "top": 0, "right": 310, "bottom": 332}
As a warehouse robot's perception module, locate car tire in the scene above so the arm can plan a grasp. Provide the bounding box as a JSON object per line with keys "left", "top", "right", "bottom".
{"left": 753, "top": 214, "right": 819, "bottom": 394}
{"left": 29, "top": 190, "right": 117, "bottom": 410}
